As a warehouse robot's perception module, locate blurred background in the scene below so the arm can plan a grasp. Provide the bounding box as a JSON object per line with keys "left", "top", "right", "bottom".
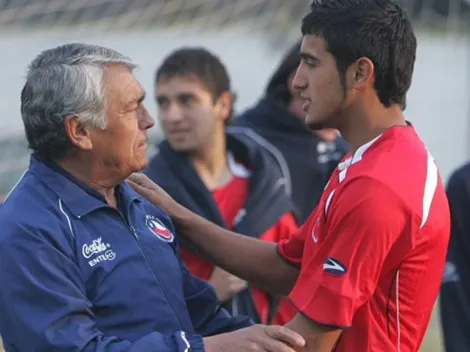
{"left": 0, "top": 0, "right": 469, "bottom": 351}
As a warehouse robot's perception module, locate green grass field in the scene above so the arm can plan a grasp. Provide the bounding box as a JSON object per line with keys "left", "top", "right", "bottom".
{"left": 0, "top": 304, "right": 445, "bottom": 352}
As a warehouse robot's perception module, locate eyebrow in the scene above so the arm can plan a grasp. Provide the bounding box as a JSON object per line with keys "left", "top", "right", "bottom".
{"left": 300, "top": 52, "right": 319, "bottom": 62}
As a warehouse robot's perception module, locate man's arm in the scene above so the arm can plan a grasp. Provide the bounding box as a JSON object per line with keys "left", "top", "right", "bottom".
{"left": 128, "top": 173, "right": 300, "bottom": 296}
{"left": 285, "top": 314, "right": 342, "bottom": 352}
{"left": 176, "top": 240, "right": 307, "bottom": 351}
{"left": 440, "top": 170, "right": 470, "bottom": 352}
{"left": 0, "top": 223, "right": 204, "bottom": 352}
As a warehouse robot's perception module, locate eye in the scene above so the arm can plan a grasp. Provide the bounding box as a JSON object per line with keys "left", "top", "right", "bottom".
{"left": 179, "top": 94, "right": 194, "bottom": 106}
{"left": 156, "top": 97, "right": 169, "bottom": 110}
{"left": 305, "top": 59, "right": 316, "bottom": 68}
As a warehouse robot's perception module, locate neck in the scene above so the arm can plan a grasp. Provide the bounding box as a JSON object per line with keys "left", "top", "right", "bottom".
{"left": 341, "top": 102, "right": 406, "bottom": 154}
{"left": 55, "top": 153, "right": 121, "bottom": 207}
{"left": 313, "top": 129, "right": 338, "bottom": 142}
{"left": 191, "top": 131, "right": 231, "bottom": 191}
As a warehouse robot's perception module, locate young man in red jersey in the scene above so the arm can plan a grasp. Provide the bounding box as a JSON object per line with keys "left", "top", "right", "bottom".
{"left": 144, "top": 48, "right": 298, "bottom": 326}
{"left": 129, "top": 0, "right": 451, "bottom": 350}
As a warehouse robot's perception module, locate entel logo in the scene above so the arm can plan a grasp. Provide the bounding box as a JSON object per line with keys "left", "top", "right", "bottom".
{"left": 82, "top": 237, "right": 116, "bottom": 267}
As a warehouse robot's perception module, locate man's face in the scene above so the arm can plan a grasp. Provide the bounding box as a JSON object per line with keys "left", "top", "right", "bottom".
{"left": 292, "top": 35, "right": 349, "bottom": 131}
{"left": 155, "top": 75, "right": 226, "bottom": 154}
{"left": 89, "top": 64, "right": 154, "bottom": 176}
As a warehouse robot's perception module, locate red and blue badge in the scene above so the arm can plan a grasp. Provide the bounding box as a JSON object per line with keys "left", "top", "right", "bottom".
{"left": 146, "top": 216, "right": 174, "bottom": 243}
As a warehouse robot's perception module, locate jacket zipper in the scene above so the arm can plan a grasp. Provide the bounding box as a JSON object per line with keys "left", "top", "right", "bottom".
{"left": 117, "top": 211, "right": 185, "bottom": 329}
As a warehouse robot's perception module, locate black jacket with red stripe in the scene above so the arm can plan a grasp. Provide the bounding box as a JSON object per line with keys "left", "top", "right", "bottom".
{"left": 144, "top": 127, "right": 296, "bottom": 323}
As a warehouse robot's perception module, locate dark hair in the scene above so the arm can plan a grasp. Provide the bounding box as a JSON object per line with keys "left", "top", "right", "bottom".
{"left": 265, "top": 40, "right": 302, "bottom": 105}
{"left": 301, "top": 0, "right": 416, "bottom": 108}
{"left": 155, "top": 48, "right": 235, "bottom": 121}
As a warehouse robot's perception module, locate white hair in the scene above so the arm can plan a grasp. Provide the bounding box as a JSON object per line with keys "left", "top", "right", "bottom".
{"left": 21, "top": 43, "right": 137, "bottom": 158}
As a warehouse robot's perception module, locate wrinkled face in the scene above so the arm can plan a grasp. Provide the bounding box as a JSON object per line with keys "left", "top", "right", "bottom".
{"left": 155, "top": 75, "right": 229, "bottom": 154}
{"left": 89, "top": 64, "right": 155, "bottom": 176}
{"left": 292, "top": 35, "right": 348, "bottom": 130}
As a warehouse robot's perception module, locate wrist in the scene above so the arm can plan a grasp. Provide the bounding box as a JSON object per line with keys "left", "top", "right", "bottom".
{"left": 203, "top": 334, "right": 225, "bottom": 352}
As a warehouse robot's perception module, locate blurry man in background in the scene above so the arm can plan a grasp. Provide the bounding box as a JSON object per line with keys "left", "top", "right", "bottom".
{"left": 440, "top": 162, "right": 470, "bottom": 351}
{"left": 235, "top": 40, "right": 349, "bottom": 223}
{"left": 145, "top": 47, "right": 298, "bottom": 325}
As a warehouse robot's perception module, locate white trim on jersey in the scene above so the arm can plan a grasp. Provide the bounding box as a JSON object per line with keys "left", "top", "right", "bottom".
{"left": 324, "top": 189, "right": 336, "bottom": 217}
{"left": 420, "top": 152, "right": 438, "bottom": 229}
{"left": 338, "top": 134, "right": 383, "bottom": 183}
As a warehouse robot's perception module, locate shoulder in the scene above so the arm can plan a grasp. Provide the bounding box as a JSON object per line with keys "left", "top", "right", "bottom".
{"left": 447, "top": 161, "right": 470, "bottom": 189}
{"left": 335, "top": 175, "right": 406, "bottom": 211}
{"left": 0, "top": 173, "right": 72, "bottom": 250}
{"left": 124, "top": 185, "right": 177, "bottom": 236}
{"left": 227, "top": 127, "right": 291, "bottom": 179}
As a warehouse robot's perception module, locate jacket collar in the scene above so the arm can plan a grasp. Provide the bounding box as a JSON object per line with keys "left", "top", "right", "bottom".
{"left": 29, "top": 154, "right": 142, "bottom": 218}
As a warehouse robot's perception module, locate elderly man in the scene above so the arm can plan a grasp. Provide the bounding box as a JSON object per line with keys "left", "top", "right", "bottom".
{"left": 0, "top": 43, "right": 304, "bottom": 352}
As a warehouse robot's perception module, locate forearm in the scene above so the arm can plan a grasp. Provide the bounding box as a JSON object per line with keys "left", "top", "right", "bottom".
{"left": 284, "top": 314, "right": 342, "bottom": 352}
{"left": 170, "top": 202, "right": 299, "bottom": 296}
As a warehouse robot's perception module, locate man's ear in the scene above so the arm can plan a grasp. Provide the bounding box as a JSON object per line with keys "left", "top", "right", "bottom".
{"left": 64, "top": 115, "right": 93, "bottom": 151}
{"left": 349, "top": 57, "right": 375, "bottom": 90}
{"left": 216, "top": 91, "right": 234, "bottom": 123}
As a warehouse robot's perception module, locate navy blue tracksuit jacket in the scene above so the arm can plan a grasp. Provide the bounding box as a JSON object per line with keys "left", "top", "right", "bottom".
{"left": 0, "top": 155, "right": 251, "bottom": 352}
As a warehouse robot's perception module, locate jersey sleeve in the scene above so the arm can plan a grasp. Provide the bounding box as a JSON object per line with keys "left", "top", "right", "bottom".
{"left": 277, "top": 219, "right": 309, "bottom": 267}
{"left": 289, "top": 177, "right": 411, "bottom": 328}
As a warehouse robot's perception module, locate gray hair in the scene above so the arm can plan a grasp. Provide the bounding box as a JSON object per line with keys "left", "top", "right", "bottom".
{"left": 21, "top": 43, "right": 137, "bottom": 160}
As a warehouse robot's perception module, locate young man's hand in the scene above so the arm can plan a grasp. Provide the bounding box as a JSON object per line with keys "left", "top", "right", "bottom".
{"left": 127, "top": 173, "right": 175, "bottom": 214}
{"left": 209, "top": 266, "right": 248, "bottom": 302}
{"left": 203, "top": 324, "right": 306, "bottom": 352}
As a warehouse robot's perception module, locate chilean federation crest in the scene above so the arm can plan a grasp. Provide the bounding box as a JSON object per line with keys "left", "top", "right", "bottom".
{"left": 146, "top": 215, "right": 174, "bottom": 242}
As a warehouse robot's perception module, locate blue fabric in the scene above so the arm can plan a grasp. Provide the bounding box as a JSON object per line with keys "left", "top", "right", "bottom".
{"left": 0, "top": 155, "right": 252, "bottom": 352}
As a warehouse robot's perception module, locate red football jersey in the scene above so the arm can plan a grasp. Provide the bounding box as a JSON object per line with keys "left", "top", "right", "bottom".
{"left": 278, "top": 125, "right": 450, "bottom": 351}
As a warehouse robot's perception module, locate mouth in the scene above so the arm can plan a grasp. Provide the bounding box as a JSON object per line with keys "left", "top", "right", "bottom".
{"left": 168, "top": 130, "right": 189, "bottom": 139}
{"left": 302, "top": 99, "right": 311, "bottom": 113}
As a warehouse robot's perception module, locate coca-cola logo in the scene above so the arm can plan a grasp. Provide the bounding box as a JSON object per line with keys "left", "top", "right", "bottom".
{"left": 82, "top": 237, "right": 109, "bottom": 259}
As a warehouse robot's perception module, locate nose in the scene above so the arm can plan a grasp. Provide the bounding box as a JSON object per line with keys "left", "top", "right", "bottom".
{"left": 159, "top": 103, "right": 185, "bottom": 125}
{"left": 139, "top": 104, "right": 155, "bottom": 130}
{"left": 292, "top": 63, "right": 307, "bottom": 92}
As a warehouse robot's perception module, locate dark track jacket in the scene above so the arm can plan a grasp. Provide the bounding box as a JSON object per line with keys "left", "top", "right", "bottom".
{"left": 144, "top": 127, "right": 296, "bottom": 323}
{"left": 440, "top": 161, "right": 470, "bottom": 352}
{"left": 235, "top": 96, "right": 349, "bottom": 224}
{"left": 0, "top": 155, "right": 251, "bottom": 352}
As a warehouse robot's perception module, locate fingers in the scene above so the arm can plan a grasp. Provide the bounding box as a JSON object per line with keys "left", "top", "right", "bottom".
{"left": 126, "top": 179, "right": 147, "bottom": 193}
{"left": 261, "top": 337, "right": 297, "bottom": 352}
{"left": 264, "top": 325, "right": 306, "bottom": 348}
{"left": 127, "top": 172, "right": 148, "bottom": 184}
{"left": 229, "top": 279, "right": 248, "bottom": 294}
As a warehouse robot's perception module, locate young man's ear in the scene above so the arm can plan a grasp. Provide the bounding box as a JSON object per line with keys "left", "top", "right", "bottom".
{"left": 350, "top": 57, "right": 375, "bottom": 90}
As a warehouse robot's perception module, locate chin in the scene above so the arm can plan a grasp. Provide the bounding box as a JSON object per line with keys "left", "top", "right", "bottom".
{"left": 305, "top": 115, "right": 327, "bottom": 131}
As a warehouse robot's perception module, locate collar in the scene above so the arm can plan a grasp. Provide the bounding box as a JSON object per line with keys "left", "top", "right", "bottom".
{"left": 29, "top": 154, "right": 142, "bottom": 218}
{"left": 337, "top": 121, "right": 414, "bottom": 172}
